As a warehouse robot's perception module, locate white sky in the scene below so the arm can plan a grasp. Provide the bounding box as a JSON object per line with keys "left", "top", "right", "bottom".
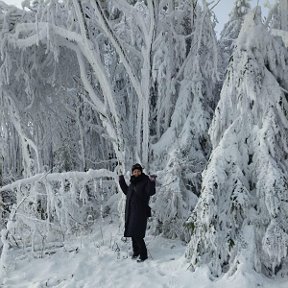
{"left": 3, "top": 0, "right": 276, "bottom": 35}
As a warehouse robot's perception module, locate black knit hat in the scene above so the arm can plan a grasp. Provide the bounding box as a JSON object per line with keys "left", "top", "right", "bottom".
{"left": 131, "top": 163, "right": 143, "bottom": 172}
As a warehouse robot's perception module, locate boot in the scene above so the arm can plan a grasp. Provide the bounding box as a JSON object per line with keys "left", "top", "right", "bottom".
{"left": 137, "top": 256, "right": 148, "bottom": 263}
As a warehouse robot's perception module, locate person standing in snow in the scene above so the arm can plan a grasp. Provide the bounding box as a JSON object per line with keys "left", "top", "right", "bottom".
{"left": 119, "top": 163, "right": 156, "bottom": 262}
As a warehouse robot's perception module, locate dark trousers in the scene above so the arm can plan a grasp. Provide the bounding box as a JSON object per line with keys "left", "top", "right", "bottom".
{"left": 132, "top": 237, "right": 147, "bottom": 260}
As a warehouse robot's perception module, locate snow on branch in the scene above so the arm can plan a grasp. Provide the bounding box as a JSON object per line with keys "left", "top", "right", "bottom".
{"left": 0, "top": 169, "right": 118, "bottom": 256}
{"left": 91, "top": 0, "right": 143, "bottom": 101}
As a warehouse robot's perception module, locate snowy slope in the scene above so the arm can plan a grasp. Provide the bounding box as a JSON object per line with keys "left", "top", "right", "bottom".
{"left": 2, "top": 219, "right": 288, "bottom": 288}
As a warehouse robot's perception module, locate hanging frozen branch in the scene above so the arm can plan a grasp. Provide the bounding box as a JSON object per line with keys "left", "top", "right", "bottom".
{"left": 91, "top": 0, "right": 143, "bottom": 101}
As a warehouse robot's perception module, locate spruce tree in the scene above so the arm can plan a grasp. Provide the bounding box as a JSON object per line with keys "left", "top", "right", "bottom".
{"left": 186, "top": 8, "right": 288, "bottom": 277}
{"left": 219, "top": 0, "right": 251, "bottom": 70}
{"left": 151, "top": 1, "right": 220, "bottom": 240}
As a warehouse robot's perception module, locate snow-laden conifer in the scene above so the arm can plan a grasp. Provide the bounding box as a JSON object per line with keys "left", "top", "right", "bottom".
{"left": 186, "top": 8, "right": 288, "bottom": 277}
{"left": 219, "top": 0, "right": 251, "bottom": 71}
{"left": 151, "top": 1, "right": 220, "bottom": 240}
{"left": 266, "top": 0, "right": 288, "bottom": 47}
{"left": 268, "top": 0, "right": 288, "bottom": 31}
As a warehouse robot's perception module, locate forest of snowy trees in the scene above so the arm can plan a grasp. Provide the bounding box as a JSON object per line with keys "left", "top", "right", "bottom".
{"left": 0, "top": 0, "right": 288, "bottom": 281}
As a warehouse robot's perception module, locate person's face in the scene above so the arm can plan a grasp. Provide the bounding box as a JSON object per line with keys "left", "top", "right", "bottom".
{"left": 132, "top": 169, "right": 142, "bottom": 177}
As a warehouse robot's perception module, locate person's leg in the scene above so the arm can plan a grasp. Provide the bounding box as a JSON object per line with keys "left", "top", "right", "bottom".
{"left": 131, "top": 237, "right": 140, "bottom": 257}
{"left": 136, "top": 237, "right": 147, "bottom": 261}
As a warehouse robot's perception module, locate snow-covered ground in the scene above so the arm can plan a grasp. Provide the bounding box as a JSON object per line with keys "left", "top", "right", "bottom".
{"left": 2, "top": 220, "right": 288, "bottom": 288}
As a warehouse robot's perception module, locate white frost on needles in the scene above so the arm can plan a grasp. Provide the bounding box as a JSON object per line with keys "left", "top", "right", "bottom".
{"left": 186, "top": 7, "right": 288, "bottom": 277}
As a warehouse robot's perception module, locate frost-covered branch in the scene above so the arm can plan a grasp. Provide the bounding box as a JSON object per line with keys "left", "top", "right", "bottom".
{"left": 91, "top": 0, "right": 143, "bottom": 101}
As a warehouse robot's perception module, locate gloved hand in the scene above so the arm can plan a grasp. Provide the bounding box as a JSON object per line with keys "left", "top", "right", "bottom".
{"left": 149, "top": 174, "right": 157, "bottom": 181}
{"left": 115, "top": 163, "right": 124, "bottom": 176}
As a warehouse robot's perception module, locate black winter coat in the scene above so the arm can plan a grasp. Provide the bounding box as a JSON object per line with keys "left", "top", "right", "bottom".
{"left": 119, "top": 173, "right": 156, "bottom": 238}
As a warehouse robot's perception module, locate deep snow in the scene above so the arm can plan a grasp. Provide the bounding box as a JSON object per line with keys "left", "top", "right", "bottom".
{"left": 1, "top": 219, "right": 288, "bottom": 288}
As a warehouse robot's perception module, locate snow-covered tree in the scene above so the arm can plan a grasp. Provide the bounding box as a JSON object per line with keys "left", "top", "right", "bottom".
{"left": 186, "top": 8, "right": 288, "bottom": 277}
{"left": 151, "top": 0, "right": 220, "bottom": 239}
{"left": 268, "top": 0, "right": 288, "bottom": 31}
{"left": 0, "top": 0, "right": 219, "bottom": 240}
{"left": 266, "top": 0, "right": 288, "bottom": 47}
{"left": 0, "top": 1, "right": 117, "bottom": 180}
{"left": 279, "top": 0, "right": 288, "bottom": 31}
{"left": 219, "top": 0, "right": 251, "bottom": 71}
{"left": 150, "top": 149, "right": 198, "bottom": 241}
